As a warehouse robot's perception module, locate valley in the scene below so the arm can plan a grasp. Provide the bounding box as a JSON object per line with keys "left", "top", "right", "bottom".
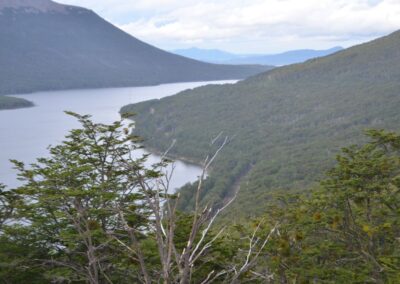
{"left": 2, "top": 0, "right": 400, "bottom": 282}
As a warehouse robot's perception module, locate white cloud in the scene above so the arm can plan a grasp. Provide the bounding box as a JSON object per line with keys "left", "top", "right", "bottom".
{"left": 58, "top": 0, "right": 400, "bottom": 53}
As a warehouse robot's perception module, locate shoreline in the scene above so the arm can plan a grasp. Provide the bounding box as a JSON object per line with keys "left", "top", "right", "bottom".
{"left": 144, "top": 144, "right": 204, "bottom": 169}
{"left": 3, "top": 79, "right": 239, "bottom": 97}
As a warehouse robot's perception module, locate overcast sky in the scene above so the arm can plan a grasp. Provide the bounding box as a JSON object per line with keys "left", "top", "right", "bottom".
{"left": 58, "top": 0, "right": 400, "bottom": 53}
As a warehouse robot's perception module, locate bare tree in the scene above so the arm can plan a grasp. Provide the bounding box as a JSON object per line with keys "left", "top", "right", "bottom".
{"left": 113, "top": 134, "right": 278, "bottom": 283}
{"left": 8, "top": 114, "right": 279, "bottom": 284}
{"left": 111, "top": 135, "right": 231, "bottom": 283}
{"left": 228, "top": 220, "right": 279, "bottom": 283}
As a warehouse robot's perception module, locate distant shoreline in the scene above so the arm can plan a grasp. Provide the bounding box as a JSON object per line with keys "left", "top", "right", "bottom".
{"left": 0, "top": 95, "right": 34, "bottom": 111}
{"left": 3, "top": 79, "right": 239, "bottom": 97}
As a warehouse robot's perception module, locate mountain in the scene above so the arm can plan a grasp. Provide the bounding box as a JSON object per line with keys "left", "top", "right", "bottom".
{"left": 228, "top": 47, "right": 343, "bottom": 66}
{"left": 172, "top": 47, "right": 239, "bottom": 63}
{"left": 0, "top": 0, "right": 271, "bottom": 96}
{"left": 172, "top": 47, "right": 343, "bottom": 66}
{"left": 122, "top": 30, "right": 400, "bottom": 218}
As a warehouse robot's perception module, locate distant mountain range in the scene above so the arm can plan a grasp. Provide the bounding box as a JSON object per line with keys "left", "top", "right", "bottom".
{"left": 172, "top": 47, "right": 343, "bottom": 66}
{"left": 0, "top": 0, "right": 271, "bottom": 98}
{"left": 123, "top": 30, "right": 400, "bottom": 217}
{"left": 172, "top": 48, "right": 239, "bottom": 63}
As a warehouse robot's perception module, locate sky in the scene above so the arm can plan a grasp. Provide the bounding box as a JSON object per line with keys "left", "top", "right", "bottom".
{"left": 58, "top": 0, "right": 400, "bottom": 54}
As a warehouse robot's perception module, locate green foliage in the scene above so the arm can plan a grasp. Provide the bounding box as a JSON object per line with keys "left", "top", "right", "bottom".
{"left": 0, "top": 225, "right": 49, "bottom": 283}
{"left": 121, "top": 30, "right": 400, "bottom": 218}
{"left": 2, "top": 109, "right": 400, "bottom": 282}
{"left": 1, "top": 112, "right": 157, "bottom": 283}
{"left": 254, "top": 130, "right": 400, "bottom": 282}
{"left": 0, "top": 113, "right": 250, "bottom": 283}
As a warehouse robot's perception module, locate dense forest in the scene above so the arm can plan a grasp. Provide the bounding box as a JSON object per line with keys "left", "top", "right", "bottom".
{"left": 0, "top": 95, "right": 33, "bottom": 110}
{"left": 1, "top": 114, "right": 399, "bottom": 283}
{"left": 0, "top": 0, "right": 271, "bottom": 95}
{"left": 121, "top": 30, "right": 400, "bottom": 218}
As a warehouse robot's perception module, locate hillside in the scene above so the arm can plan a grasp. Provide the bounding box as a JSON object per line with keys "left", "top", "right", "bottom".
{"left": 0, "top": 0, "right": 271, "bottom": 95}
{"left": 172, "top": 47, "right": 343, "bottom": 65}
{"left": 0, "top": 95, "right": 33, "bottom": 110}
{"left": 122, "top": 30, "right": 400, "bottom": 218}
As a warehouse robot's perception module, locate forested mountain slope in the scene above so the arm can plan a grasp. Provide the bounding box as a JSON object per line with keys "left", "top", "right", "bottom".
{"left": 122, "top": 30, "right": 400, "bottom": 217}
{"left": 0, "top": 0, "right": 270, "bottom": 95}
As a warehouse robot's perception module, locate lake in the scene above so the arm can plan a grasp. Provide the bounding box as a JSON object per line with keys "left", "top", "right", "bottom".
{"left": 0, "top": 81, "right": 235, "bottom": 189}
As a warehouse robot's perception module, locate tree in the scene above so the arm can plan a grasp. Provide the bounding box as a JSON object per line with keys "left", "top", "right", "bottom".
{"left": 320, "top": 129, "right": 400, "bottom": 281}
{"left": 0, "top": 183, "right": 18, "bottom": 230}
{"left": 10, "top": 112, "right": 155, "bottom": 283}
{"left": 256, "top": 130, "right": 400, "bottom": 283}
{"left": 5, "top": 112, "right": 399, "bottom": 282}
{"left": 113, "top": 133, "right": 277, "bottom": 283}
{"left": 3, "top": 112, "right": 274, "bottom": 283}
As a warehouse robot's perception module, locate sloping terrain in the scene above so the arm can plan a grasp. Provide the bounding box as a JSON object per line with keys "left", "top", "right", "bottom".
{"left": 122, "top": 30, "right": 400, "bottom": 217}
{"left": 0, "top": 0, "right": 270, "bottom": 95}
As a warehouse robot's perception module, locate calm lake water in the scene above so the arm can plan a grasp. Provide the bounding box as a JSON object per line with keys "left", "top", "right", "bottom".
{"left": 0, "top": 81, "right": 235, "bottom": 189}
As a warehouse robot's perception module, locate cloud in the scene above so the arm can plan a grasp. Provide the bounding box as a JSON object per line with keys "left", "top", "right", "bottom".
{"left": 58, "top": 0, "right": 400, "bottom": 52}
